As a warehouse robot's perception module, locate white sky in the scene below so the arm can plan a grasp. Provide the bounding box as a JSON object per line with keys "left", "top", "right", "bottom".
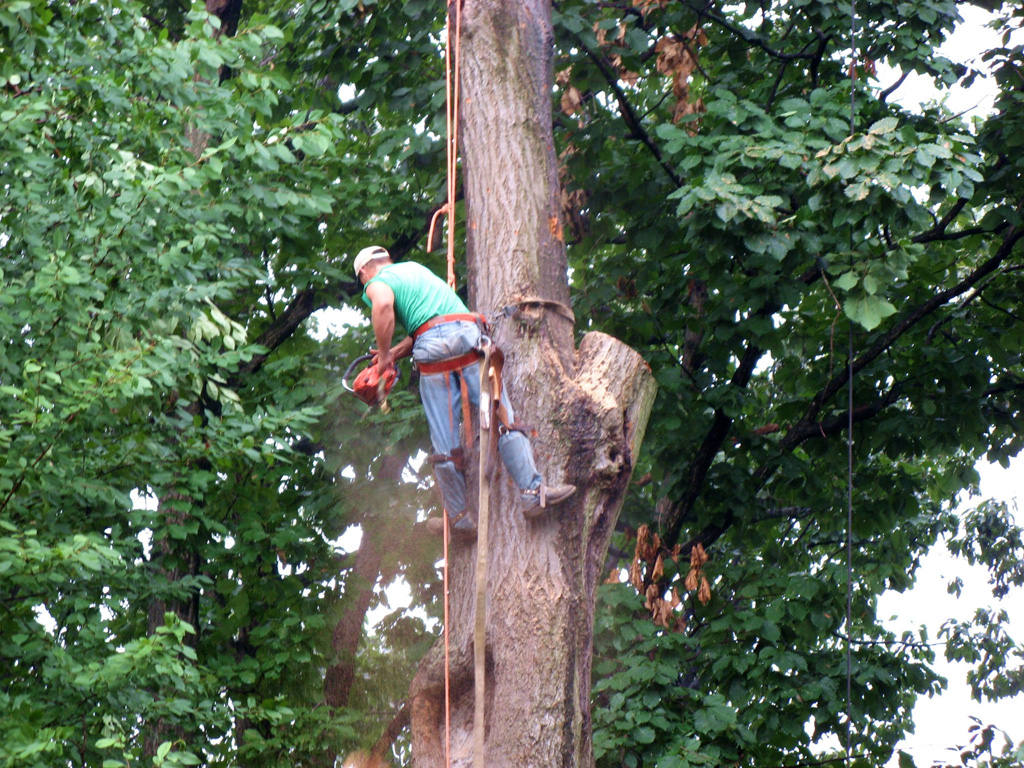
{"left": 872, "top": 5, "right": 1008, "bottom": 119}
{"left": 880, "top": 459, "right": 1022, "bottom": 766}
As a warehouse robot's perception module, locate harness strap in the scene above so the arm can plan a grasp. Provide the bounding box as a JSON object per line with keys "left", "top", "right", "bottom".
{"left": 427, "top": 447, "right": 466, "bottom": 472}
{"left": 416, "top": 349, "right": 483, "bottom": 376}
{"left": 473, "top": 338, "right": 494, "bottom": 768}
{"left": 460, "top": 372, "right": 473, "bottom": 449}
{"left": 419, "top": 346, "right": 521, "bottom": 438}
{"left": 412, "top": 312, "right": 487, "bottom": 339}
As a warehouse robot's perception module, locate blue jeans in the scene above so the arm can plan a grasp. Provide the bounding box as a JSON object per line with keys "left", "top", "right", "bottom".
{"left": 413, "top": 319, "right": 542, "bottom": 517}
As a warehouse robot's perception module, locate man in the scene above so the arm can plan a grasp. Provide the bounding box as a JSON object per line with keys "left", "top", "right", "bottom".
{"left": 354, "top": 245, "right": 575, "bottom": 539}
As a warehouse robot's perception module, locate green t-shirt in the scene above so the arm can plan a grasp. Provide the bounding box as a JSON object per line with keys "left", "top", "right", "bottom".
{"left": 362, "top": 261, "right": 469, "bottom": 334}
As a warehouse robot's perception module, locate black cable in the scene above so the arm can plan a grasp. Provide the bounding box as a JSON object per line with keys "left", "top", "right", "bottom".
{"left": 846, "top": 1, "right": 858, "bottom": 765}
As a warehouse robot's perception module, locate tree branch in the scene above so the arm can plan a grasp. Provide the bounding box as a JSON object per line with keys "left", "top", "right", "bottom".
{"left": 878, "top": 71, "right": 909, "bottom": 103}
{"left": 912, "top": 198, "right": 1009, "bottom": 245}
{"left": 751, "top": 506, "right": 814, "bottom": 524}
{"left": 774, "top": 384, "right": 902, "bottom": 454}
{"left": 784, "top": 225, "right": 1023, "bottom": 446}
{"left": 669, "top": 387, "right": 900, "bottom": 558}
{"left": 684, "top": 0, "right": 821, "bottom": 63}
{"left": 579, "top": 41, "right": 685, "bottom": 188}
{"left": 661, "top": 227, "right": 1022, "bottom": 557}
{"left": 985, "top": 374, "right": 1024, "bottom": 398}
{"left": 661, "top": 339, "right": 764, "bottom": 548}
{"left": 370, "top": 702, "right": 410, "bottom": 761}
{"left": 653, "top": 263, "right": 826, "bottom": 551}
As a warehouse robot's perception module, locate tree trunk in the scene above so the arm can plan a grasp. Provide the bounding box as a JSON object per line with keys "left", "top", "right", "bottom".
{"left": 409, "top": 2, "right": 657, "bottom": 766}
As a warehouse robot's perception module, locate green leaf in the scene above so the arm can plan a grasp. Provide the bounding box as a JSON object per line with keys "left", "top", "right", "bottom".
{"left": 832, "top": 272, "right": 858, "bottom": 291}
{"left": 868, "top": 117, "right": 899, "bottom": 135}
{"left": 844, "top": 294, "right": 897, "bottom": 331}
{"left": 635, "top": 726, "right": 656, "bottom": 744}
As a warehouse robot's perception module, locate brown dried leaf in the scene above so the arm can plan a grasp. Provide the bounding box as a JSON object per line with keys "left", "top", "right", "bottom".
{"left": 655, "top": 28, "right": 708, "bottom": 129}
{"left": 560, "top": 85, "right": 583, "bottom": 116}
{"left": 673, "top": 95, "right": 707, "bottom": 129}
{"left": 690, "top": 542, "right": 708, "bottom": 569}
{"left": 632, "top": 0, "right": 668, "bottom": 14}
{"left": 561, "top": 187, "right": 590, "bottom": 243}
{"left": 549, "top": 215, "right": 564, "bottom": 243}
{"left": 555, "top": 66, "right": 573, "bottom": 86}
{"left": 636, "top": 524, "right": 650, "bottom": 555}
{"left": 698, "top": 576, "right": 712, "bottom": 605}
{"left": 629, "top": 555, "right": 644, "bottom": 592}
{"left": 683, "top": 97, "right": 705, "bottom": 134}
{"left": 605, "top": 568, "right": 622, "bottom": 585}
{"left": 687, "top": 24, "right": 709, "bottom": 48}
{"left": 651, "top": 598, "right": 672, "bottom": 628}
{"left": 649, "top": 531, "right": 661, "bottom": 561}
{"left": 617, "top": 275, "right": 637, "bottom": 300}
{"left": 652, "top": 553, "right": 665, "bottom": 582}
{"left": 655, "top": 37, "right": 695, "bottom": 80}
{"left": 636, "top": 524, "right": 660, "bottom": 563}
{"left": 669, "top": 587, "right": 681, "bottom": 608}
{"left": 684, "top": 567, "right": 699, "bottom": 592}
{"left": 644, "top": 583, "right": 660, "bottom": 611}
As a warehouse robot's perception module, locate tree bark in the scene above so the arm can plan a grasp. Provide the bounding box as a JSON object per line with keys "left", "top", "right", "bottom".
{"left": 409, "top": 2, "right": 657, "bottom": 766}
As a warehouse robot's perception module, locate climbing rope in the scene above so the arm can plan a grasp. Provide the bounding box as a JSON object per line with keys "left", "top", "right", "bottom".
{"left": 845, "top": 0, "right": 858, "bottom": 764}
{"left": 426, "top": 0, "right": 462, "bottom": 290}
{"left": 473, "top": 337, "right": 496, "bottom": 768}
{"left": 437, "top": 3, "right": 464, "bottom": 768}
{"left": 442, "top": 511, "right": 452, "bottom": 768}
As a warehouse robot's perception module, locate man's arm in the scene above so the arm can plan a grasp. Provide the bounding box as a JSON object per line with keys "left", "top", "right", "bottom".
{"left": 365, "top": 281, "right": 398, "bottom": 375}
{"left": 389, "top": 335, "right": 414, "bottom": 360}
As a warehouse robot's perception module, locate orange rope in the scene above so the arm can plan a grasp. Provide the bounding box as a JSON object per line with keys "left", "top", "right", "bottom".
{"left": 427, "top": 204, "right": 449, "bottom": 255}
{"left": 441, "top": 5, "right": 462, "bottom": 767}
{"left": 442, "top": 0, "right": 462, "bottom": 289}
{"left": 442, "top": 508, "right": 452, "bottom": 768}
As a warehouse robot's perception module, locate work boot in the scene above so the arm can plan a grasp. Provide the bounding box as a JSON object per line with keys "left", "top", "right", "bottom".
{"left": 426, "top": 513, "right": 477, "bottom": 541}
{"left": 521, "top": 483, "right": 577, "bottom": 520}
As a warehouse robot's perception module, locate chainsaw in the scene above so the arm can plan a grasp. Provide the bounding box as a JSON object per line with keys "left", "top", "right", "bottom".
{"left": 342, "top": 353, "right": 400, "bottom": 407}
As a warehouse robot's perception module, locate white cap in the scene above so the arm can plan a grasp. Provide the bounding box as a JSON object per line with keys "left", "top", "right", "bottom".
{"left": 353, "top": 245, "right": 390, "bottom": 277}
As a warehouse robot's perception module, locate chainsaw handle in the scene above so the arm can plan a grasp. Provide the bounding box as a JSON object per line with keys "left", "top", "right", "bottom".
{"left": 342, "top": 353, "right": 401, "bottom": 393}
{"left": 342, "top": 353, "right": 375, "bottom": 393}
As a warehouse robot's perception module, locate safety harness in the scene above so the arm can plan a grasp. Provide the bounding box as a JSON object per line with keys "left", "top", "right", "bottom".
{"left": 413, "top": 313, "right": 525, "bottom": 461}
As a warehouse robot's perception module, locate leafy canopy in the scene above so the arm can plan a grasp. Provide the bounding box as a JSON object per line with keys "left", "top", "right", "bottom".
{"left": 2, "top": 0, "right": 1023, "bottom": 766}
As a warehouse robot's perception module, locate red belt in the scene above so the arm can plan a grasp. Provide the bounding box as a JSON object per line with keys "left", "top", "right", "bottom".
{"left": 416, "top": 350, "right": 484, "bottom": 375}
{"left": 411, "top": 312, "right": 486, "bottom": 339}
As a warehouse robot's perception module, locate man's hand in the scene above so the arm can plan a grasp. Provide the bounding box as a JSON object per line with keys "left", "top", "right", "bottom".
{"left": 375, "top": 348, "right": 394, "bottom": 377}
{"left": 370, "top": 337, "right": 413, "bottom": 371}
